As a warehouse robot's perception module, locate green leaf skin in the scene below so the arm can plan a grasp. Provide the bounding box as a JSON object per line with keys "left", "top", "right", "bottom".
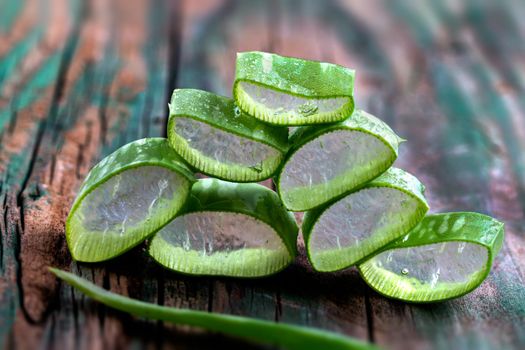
{"left": 168, "top": 89, "right": 289, "bottom": 182}
{"left": 50, "top": 269, "right": 378, "bottom": 350}
{"left": 66, "top": 138, "right": 195, "bottom": 262}
{"left": 303, "top": 168, "right": 429, "bottom": 272}
{"left": 148, "top": 178, "right": 299, "bottom": 277}
{"left": 358, "top": 212, "right": 504, "bottom": 303}
{"left": 233, "top": 51, "right": 355, "bottom": 125}
{"left": 277, "top": 109, "right": 403, "bottom": 211}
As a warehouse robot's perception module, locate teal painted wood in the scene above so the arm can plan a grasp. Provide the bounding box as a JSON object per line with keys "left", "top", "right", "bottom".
{"left": 1, "top": 0, "right": 524, "bottom": 349}
{"left": 0, "top": 0, "right": 82, "bottom": 344}
{"left": 0, "top": 0, "right": 24, "bottom": 31}
{"left": 383, "top": 2, "right": 525, "bottom": 348}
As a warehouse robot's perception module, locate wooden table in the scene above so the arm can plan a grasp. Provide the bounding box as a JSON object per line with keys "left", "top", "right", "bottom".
{"left": 1, "top": 0, "right": 524, "bottom": 349}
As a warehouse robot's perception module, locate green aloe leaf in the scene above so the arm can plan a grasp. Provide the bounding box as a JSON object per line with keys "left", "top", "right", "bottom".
{"left": 168, "top": 89, "right": 289, "bottom": 182}
{"left": 358, "top": 212, "right": 504, "bottom": 302}
{"left": 277, "top": 109, "right": 403, "bottom": 211}
{"left": 234, "top": 51, "right": 355, "bottom": 125}
{"left": 303, "top": 168, "right": 429, "bottom": 272}
{"left": 148, "top": 178, "right": 298, "bottom": 277}
{"left": 66, "top": 138, "right": 195, "bottom": 262}
{"left": 50, "top": 268, "right": 379, "bottom": 350}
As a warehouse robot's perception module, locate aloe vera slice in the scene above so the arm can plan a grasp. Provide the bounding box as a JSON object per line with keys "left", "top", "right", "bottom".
{"left": 168, "top": 89, "right": 288, "bottom": 182}
{"left": 148, "top": 178, "right": 298, "bottom": 277}
{"left": 303, "top": 168, "right": 429, "bottom": 272}
{"left": 66, "top": 138, "right": 195, "bottom": 262}
{"left": 233, "top": 51, "right": 355, "bottom": 126}
{"left": 358, "top": 212, "right": 504, "bottom": 302}
{"left": 277, "top": 109, "right": 403, "bottom": 211}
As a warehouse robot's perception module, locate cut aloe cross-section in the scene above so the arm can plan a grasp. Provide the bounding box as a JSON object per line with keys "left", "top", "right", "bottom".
{"left": 66, "top": 138, "right": 195, "bottom": 262}
{"left": 303, "top": 168, "right": 429, "bottom": 272}
{"left": 234, "top": 51, "right": 355, "bottom": 126}
{"left": 277, "top": 109, "right": 403, "bottom": 211}
{"left": 358, "top": 212, "right": 504, "bottom": 302}
{"left": 148, "top": 178, "right": 298, "bottom": 277}
{"left": 168, "top": 89, "right": 288, "bottom": 182}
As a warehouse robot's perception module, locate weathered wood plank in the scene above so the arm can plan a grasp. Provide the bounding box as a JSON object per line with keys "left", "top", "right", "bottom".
{"left": 345, "top": 0, "right": 525, "bottom": 348}
{"left": 180, "top": 0, "right": 279, "bottom": 326}
{"left": 0, "top": 0, "right": 80, "bottom": 345}
{"left": 270, "top": 0, "right": 371, "bottom": 340}
{"left": 177, "top": 0, "right": 372, "bottom": 343}
{"left": 2, "top": 0, "right": 185, "bottom": 348}
{"left": 1, "top": 0, "right": 524, "bottom": 349}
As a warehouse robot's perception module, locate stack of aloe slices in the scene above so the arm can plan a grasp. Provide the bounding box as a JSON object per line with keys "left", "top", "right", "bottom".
{"left": 65, "top": 51, "right": 504, "bottom": 304}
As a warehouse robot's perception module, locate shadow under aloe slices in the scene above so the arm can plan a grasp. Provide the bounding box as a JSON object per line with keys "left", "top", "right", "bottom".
{"left": 50, "top": 268, "right": 378, "bottom": 350}
{"left": 277, "top": 109, "right": 404, "bottom": 211}
{"left": 66, "top": 138, "right": 195, "bottom": 262}
{"left": 358, "top": 212, "right": 504, "bottom": 302}
{"left": 168, "top": 89, "right": 289, "bottom": 182}
{"left": 303, "top": 168, "right": 429, "bottom": 272}
{"left": 148, "top": 178, "right": 299, "bottom": 277}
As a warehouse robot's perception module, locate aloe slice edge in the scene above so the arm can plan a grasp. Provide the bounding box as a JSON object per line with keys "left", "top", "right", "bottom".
{"left": 66, "top": 138, "right": 195, "bottom": 262}
{"left": 358, "top": 212, "right": 504, "bottom": 303}
{"left": 234, "top": 51, "right": 355, "bottom": 125}
{"left": 168, "top": 89, "right": 289, "bottom": 182}
{"left": 148, "top": 178, "right": 299, "bottom": 277}
{"left": 277, "top": 109, "right": 404, "bottom": 211}
{"left": 303, "top": 168, "right": 429, "bottom": 272}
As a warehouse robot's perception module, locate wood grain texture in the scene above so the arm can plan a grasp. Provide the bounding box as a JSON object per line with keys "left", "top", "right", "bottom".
{"left": 1, "top": 0, "right": 524, "bottom": 349}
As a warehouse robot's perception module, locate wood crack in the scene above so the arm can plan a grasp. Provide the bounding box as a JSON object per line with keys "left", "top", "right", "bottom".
{"left": 0, "top": 192, "right": 8, "bottom": 272}
{"left": 48, "top": 153, "right": 57, "bottom": 186}
{"left": 156, "top": 271, "right": 166, "bottom": 350}
{"left": 97, "top": 75, "right": 109, "bottom": 147}
{"left": 7, "top": 107, "right": 18, "bottom": 135}
{"left": 273, "top": 291, "right": 282, "bottom": 322}
{"left": 364, "top": 288, "right": 375, "bottom": 344}
{"left": 10, "top": 0, "right": 86, "bottom": 326}
{"left": 207, "top": 279, "right": 214, "bottom": 313}
{"left": 163, "top": 0, "right": 184, "bottom": 138}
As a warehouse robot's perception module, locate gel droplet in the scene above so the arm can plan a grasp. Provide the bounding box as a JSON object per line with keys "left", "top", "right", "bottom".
{"left": 234, "top": 106, "right": 241, "bottom": 118}
{"left": 297, "top": 101, "right": 318, "bottom": 117}
{"left": 249, "top": 161, "right": 263, "bottom": 173}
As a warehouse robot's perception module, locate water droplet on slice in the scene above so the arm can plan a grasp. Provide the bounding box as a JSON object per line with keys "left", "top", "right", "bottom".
{"left": 249, "top": 161, "right": 264, "bottom": 173}
{"left": 401, "top": 268, "right": 409, "bottom": 275}
{"left": 297, "top": 101, "right": 318, "bottom": 117}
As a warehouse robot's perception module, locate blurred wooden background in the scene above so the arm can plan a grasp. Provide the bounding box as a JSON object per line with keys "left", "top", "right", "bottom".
{"left": 1, "top": 0, "right": 524, "bottom": 349}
